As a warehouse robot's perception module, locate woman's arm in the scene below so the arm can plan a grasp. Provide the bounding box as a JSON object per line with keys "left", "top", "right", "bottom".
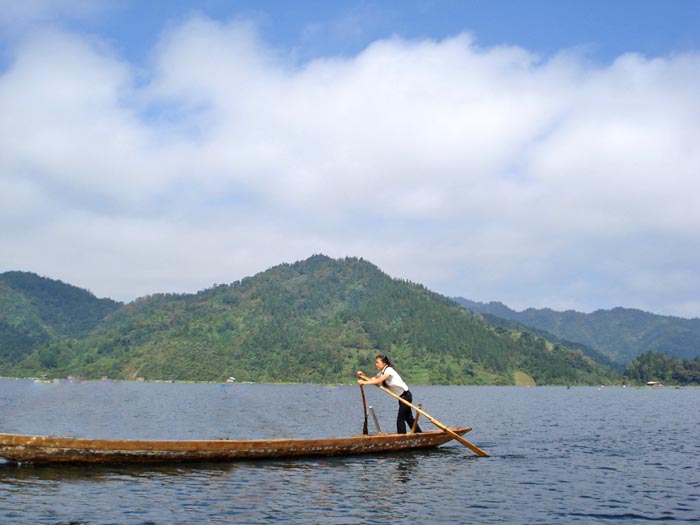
{"left": 357, "top": 372, "right": 390, "bottom": 385}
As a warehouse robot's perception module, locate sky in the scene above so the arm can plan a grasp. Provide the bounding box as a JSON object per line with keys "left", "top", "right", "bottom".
{"left": 1, "top": 1, "right": 699, "bottom": 318}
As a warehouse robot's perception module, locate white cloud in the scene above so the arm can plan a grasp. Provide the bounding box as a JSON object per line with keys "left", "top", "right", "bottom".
{"left": 0, "top": 29, "right": 162, "bottom": 205}
{"left": 1, "top": 16, "right": 699, "bottom": 317}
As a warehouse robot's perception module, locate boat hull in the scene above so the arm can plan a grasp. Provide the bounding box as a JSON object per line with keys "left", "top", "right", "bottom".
{"left": 0, "top": 427, "right": 471, "bottom": 464}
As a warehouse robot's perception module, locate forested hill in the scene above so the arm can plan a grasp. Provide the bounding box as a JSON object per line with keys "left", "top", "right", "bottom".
{"left": 476, "top": 312, "right": 620, "bottom": 372}
{"left": 0, "top": 271, "right": 122, "bottom": 366}
{"left": 454, "top": 298, "right": 700, "bottom": 365}
{"left": 3, "top": 256, "right": 616, "bottom": 385}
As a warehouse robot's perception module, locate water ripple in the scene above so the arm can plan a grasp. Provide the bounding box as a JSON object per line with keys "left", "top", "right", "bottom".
{"left": 1, "top": 382, "right": 699, "bottom": 524}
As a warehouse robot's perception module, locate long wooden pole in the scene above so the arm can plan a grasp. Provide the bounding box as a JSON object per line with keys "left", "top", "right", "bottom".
{"left": 410, "top": 403, "right": 422, "bottom": 433}
{"left": 359, "top": 384, "right": 369, "bottom": 435}
{"left": 358, "top": 373, "right": 489, "bottom": 457}
{"left": 369, "top": 406, "right": 382, "bottom": 433}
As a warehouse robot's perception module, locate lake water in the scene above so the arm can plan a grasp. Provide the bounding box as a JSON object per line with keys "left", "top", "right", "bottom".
{"left": 1, "top": 379, "right": 698, "bottom": 524}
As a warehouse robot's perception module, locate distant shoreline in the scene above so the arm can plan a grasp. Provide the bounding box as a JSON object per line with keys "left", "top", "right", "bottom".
{"left": 3, "top": 376, "right": 694, "bottom": 388}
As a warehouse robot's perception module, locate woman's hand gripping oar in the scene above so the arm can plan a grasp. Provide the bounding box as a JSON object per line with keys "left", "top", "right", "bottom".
{"left": 357, "top": 373, "right": 489, "bottom": 457}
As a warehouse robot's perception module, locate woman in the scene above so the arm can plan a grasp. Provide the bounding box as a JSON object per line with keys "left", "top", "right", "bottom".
{"left": 357, "top": 355, "right": 422, "bottom": 434}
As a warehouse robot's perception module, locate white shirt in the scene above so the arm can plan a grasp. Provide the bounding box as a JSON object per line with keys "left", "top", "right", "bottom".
{"left": 378, "top": 366, "right": 409, "bottom": 396}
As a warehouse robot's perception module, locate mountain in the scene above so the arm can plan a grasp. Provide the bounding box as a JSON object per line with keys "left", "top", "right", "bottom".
{"left": 453, "top": 298, "right": 700, "bottom": 365}
{"left": 0, "top": 271, "right": 122, "bottom": 366}
{"left": 3, "top": 256, "right": 617, "bottom": 385}
{"left": 476, "top": 312, "right": 621, "bottom": 371}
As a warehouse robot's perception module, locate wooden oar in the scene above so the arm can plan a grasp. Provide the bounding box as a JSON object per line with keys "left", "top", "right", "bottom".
{"left": 411, "top": 403, "right": 422, "bottom": 433}
{"left": 358, "top": 373, "right": 489, "bottom": 457}
{"left": 368, "top": 406, "right": 382, "bottom": 433}
{"left": 359, "top": 384, "right": 369, "bottom": 435}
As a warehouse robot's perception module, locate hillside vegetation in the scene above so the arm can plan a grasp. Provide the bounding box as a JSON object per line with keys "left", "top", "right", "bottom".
{"left": 3, "top": 256, "right": 617, "bottom": 385}
{"left": 455, "top": 298, "right": 700, "bottom": 365}
{"left": 625, "top": 352, "right": 700, "bottom": 385}
{"left": 0, "top": 271, "right": 122, "bottom": 366}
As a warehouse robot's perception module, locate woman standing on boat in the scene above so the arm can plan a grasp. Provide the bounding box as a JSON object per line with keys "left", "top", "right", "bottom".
{"left": 357, "top": 355, "right": 422, "bottom": 434}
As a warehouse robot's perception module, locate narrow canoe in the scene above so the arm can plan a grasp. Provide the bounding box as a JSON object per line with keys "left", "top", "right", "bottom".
{"left": 0, "top": 427, "right": 471, "bottom": 464}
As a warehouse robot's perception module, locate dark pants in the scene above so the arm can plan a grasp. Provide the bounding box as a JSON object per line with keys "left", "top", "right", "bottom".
{"left": 397, "top": 390, "right": 422, "bottom": 434}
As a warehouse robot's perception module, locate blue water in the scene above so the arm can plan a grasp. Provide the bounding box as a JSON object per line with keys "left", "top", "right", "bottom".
{"left": 1, "top": 379, "right": 698, "bottom": 524}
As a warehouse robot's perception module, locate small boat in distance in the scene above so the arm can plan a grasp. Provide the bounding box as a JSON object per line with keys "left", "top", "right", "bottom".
{"left": 0, "top": 427, "right": 472, "bottom": 465}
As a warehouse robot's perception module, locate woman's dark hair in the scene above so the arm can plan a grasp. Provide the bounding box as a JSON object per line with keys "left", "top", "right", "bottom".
{"left": 376, "top": 354, "right": 391, "bottom": 367}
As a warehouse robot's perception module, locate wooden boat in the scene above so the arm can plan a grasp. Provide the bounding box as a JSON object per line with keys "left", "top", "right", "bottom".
{"left": 0, "top": 427, "right": 472, "bottom": 464}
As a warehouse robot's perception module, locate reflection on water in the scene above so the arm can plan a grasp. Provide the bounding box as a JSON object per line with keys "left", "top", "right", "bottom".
{"left": 392, "top": 455, "right": 419, "bottom": 484}
{"left": 1, "top": 380, "right": 699, "bottom": 524}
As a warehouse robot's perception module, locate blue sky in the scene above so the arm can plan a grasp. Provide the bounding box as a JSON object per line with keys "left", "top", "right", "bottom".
{"left": 33, "top": 0, "right": 700, "bottom": 64}
{"left": 1, "top": 0, "right": 699, "bottom": 318}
